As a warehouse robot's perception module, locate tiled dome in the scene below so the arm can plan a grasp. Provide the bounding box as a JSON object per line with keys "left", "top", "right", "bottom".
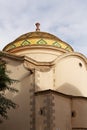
{"left": 3, "top": 23, "right": 74, "bottom": 53}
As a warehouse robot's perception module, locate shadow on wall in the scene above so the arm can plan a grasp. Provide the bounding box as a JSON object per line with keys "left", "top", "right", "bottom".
{"left": 56, "top": 83, "right": 83, "bottom": 96}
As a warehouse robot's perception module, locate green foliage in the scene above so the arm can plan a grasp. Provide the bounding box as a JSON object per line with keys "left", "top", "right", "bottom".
{"left": 0, "top": 54, "right": 18, "bottom": 122}
{"left": 0, "top": 62, "right": 17, "bottom": 92}
{"left": 0, "top": 94, "right": 16, "bottom": 122}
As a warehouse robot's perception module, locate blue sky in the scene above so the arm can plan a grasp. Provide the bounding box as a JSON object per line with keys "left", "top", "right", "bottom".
{"left": 0, "top": 0, "right": 87, "bottom": 56}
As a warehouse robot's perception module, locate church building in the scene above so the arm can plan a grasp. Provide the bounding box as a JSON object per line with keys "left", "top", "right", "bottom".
{"left": 0, "top": 23, "right": 87, "bottom": 130}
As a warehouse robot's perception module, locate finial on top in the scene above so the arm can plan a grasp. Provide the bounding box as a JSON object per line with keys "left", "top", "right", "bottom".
{"left": 35, "top": 23, "right": 40, "bottom": 31}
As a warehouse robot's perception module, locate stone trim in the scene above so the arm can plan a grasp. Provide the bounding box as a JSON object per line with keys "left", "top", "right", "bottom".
{"left": 35, "top": 89, "right": 87, "bottom": 100}
{"left": 72, "top": 128, "right": 87, "bottom": 130}
{"left": 29, "top": 73, "right": 36, "bottom": 130}
{"left": 43, "top": 93, "right": 55, "bottom": 130}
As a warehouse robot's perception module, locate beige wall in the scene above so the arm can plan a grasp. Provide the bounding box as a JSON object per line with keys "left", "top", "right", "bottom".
{"left": 33, "top": 54, "right": 87, "bottom": 97}
{"left": 12, "top": 46, "right": 87, "bottom": 97}
{"left": 35, "top": 94, "right": 46, "bottom": 130}
{"left": 0, "top": 58, "right": 35, "bottom": 130}
{"left": 35, "top": 92, "right": 55, "bottom": 130}
{"left": 4, "top": 57, "right": 29, "bottom": 80}
{"left": 35, "top": 69, "right": 54, "bottom": 91}
{"left": 35, "top": 91, "right": 72, "bottom": 130}
{"left": 72, "top": 98, "right": 87, "bottom": 129}
{"left": 35, "top": 91, "right": 87, "bottom": 130}
{"left": 17, "top": 48, "right": 87, "bottom": 97}
{"left": 54, "top": 94, "right": 72, "bottom": 130}
{"left": 55, "top": 56, "right": 87, "bottom": 96}
{"left": 1, "top": 48, "right": 87, "bottom": 130}
{"left": 15, "top": 47, "right": 63, "bottom": 62}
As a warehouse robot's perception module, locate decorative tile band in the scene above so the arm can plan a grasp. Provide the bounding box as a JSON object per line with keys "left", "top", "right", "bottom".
{"left": 4, "top": 38, "right": 73, "bottom": 52}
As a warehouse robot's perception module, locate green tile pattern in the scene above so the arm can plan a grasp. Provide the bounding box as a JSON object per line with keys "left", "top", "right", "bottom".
{"left": 21, "top": 40, "right": 30, "bottom": 46}
{"left": 52, "top": 42, "right": 61, "bottom": 48}
{"left": 37, "top": 39, "right": 47, "bottom": 45}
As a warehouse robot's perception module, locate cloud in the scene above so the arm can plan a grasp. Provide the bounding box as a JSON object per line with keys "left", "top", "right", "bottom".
{"left": 0, "top": 0, "right": 87, "bottom": 56}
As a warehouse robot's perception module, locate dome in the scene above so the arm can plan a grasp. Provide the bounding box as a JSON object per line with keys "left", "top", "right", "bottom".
{"left": 3, "top": 23, "right": 74, "bottom": 53}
